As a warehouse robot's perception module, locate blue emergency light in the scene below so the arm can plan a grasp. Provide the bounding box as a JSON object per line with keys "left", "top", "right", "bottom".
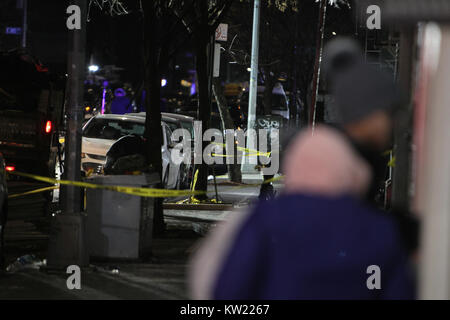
{"left": 5, "top": 27, "right": 22, "bottom": 35}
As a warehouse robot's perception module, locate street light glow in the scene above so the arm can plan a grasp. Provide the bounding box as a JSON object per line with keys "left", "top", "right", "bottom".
{"left": 161, "top": 79, "right": 167, "bottom": 87}
{"left": 88, "top": 65, "right": 99, "bottom": 72}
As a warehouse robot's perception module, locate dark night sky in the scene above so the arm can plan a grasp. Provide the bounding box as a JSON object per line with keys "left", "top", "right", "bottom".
{"left": 1, "top": 0, "right": 355, "bottom": 92}
{"left": 28, "top": 0, "right": 70, "bottom": 73}
{"left": 86, "top": 2, "right": 144, "bottom": 85}
{"left": 1, "top": 0, "right": 146, "bottom": 83}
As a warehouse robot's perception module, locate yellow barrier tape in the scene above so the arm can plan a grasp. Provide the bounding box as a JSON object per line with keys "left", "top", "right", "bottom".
{"left": 189, "top": 169, "right": 200, "bottom": 203}
{"left": 7, "top": 168, "right": 284, "bottom": 202}
{"left": 9, "top": 171, "right": 205, "bottom": 198}
{"left": 388, "top": 156, "right": 396, "bottom": 168}
{"left": 8, "top": 185, "right": 59, "bottom": 199}
{"left": 175, "top": 175, "right": 284, "bottom": 204}
{"left": 211, "top": 153, "right": 261, "bottom": 158}
{"left": 211, "top": 142, "right": 271, "bottom": 157}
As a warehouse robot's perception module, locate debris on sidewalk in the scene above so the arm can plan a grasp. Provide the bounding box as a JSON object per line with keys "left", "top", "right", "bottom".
{"left": 93, "top": 265, "right": 120, "bottom": 275}
{"left": 6, "top": 254, "right": 46, "bottom": 273}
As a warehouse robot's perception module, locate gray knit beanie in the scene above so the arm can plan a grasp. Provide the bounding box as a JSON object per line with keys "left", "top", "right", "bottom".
{"left": 331, "top": 63, "right": 402, "bottom": 125}
{"left": 323, "top": 37, "right": 363, "bottom": 82}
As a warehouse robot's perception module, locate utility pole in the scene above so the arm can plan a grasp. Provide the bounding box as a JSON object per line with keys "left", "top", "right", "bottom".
{"left": 392, "top": 27, "right": 414, "bottom": 209}
{"left": 290, "top": 8, "right": 299, "bottom": 128}
{"left": 309, "top": 0, "right": 327, "bottom": 128}
{"left": 242, "top": 0, "right": 260, "bottom": 173}
{"left": 21, "top": 0, "right": 27, "bottom": 48}
{"left": 47, "top": 0, "right": 88, "bottom": 269}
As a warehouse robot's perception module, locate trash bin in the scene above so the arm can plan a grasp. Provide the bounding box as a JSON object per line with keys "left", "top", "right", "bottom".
{"left": 86, "top": 173, "right": 159, "bottom": 260}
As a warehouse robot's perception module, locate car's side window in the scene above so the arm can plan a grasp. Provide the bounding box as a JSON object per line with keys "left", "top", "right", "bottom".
{"left": 161, "top": 124, "right": 169, "bottom": 147}
{"left": 164, "top": 125, "right": 173, "bottom": 148}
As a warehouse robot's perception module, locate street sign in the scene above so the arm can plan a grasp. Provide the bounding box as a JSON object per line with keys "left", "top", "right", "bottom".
{"left": 5, "top": 27, "right": 22, "bottom": 35}
{"left": 215, "top": 23, "right": 228, "bottom": 42}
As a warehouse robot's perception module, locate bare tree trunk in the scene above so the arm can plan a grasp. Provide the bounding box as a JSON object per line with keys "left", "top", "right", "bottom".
{"left": 212, "top": 77, "right": 242, "bottom": 183}
{"left": 194, "top": 30, "right": 211, "bottom": 200}
{"left": 143, "top": 2, "right": 165, "bottom": 235}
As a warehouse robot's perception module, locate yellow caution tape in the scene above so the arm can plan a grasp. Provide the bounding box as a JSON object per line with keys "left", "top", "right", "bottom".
{"left": 7, "top": 168, "right": 284, "bottom": 201}
{"left": 8, "top": 185, "right": 59, "bottom": 199}
{"left": 175, "top": 174, "right": 284, "bottom": 204}
{"left": 388, "top": 156, "right": 396, "bottom": 168}
{"left": 189, "top": 169, "right": 200, "bottom": 203}
{"left": 8, "top": 171, "right": 205, "bottom": 198}
{"left": 191, "top": 169, "right": 199, "bottom": 191}
{"left": 211, "top": 142, "right": 271, "bottom": 157}
{"left": 382, "top": 149, "right": 395, "bottom": 167}
{"left": 211, "top": 153, "right": 261, "bottom": 158}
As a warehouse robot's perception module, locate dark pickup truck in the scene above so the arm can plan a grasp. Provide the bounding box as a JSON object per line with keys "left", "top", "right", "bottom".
{"left": 0, "top": 50, "right": 64, "bottom": 178}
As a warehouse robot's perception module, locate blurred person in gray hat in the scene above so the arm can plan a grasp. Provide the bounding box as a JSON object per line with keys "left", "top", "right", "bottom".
{"left": 334, "top": 63, "right": 399, "bottom": 202}
{"left": 187, "top": 40, "right": 417, "bottom": 299}
{"left": 324, "top": 37, "right": 418, "bottom": 255}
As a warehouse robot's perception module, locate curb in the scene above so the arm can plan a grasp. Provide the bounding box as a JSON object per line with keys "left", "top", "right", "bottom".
{"left": 163, "top": 203, "right": 234, "bottom": 211}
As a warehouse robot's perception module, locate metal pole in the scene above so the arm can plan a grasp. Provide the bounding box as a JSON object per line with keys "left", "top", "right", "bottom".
{"left": 21, "top": 0, "right": 27, "bottom": 48}
{"left": 64, "top": 0, "right": 86, "bottom": 216}
{"left": 47, "top": 0, "right": 88, "bottom": 269}
{"left": 242, "top": 0, "right": 260, "bottom": 173}
{"left": 309, "top": 0, "right": 327, "bottom": 129}
{"left": 392, "top": 27, "right": 414, "bottom": 210}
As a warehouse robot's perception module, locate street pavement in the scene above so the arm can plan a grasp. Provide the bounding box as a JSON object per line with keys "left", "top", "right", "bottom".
{"left": 1, "top": 229, "right": 198, "bottom": 299}
{"left": 1, "top": 174, "right": 284, "bottom": 299}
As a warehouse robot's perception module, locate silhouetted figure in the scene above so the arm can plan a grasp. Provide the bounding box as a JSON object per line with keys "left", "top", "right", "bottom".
{"left": 324, "top": 38, "right": 418, "bottom": 255}
{"left": 110, "top": 88, "right": 132, "bottom": 115}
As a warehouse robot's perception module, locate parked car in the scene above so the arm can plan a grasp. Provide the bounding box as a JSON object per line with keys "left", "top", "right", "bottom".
{"left": 129, "top": 112, "right": 195, "bottom": 188}
{"left": 131, "top": 111, "right": 230, "bottom": 177}
{"left": 240, "top": 83, "right": 290, "bottom": 123}
{"left": 161, "top": 112, "right": 195, "bottom": 139}
{"left": 131, "top": 112, "right": 195, "bottom": 137}
{"left": 132, "top": 111, "right": 228, "bottom": 177}
{"left": 166, "top": 111, "right": 228, "bottom": 176}
{"left": 0, "top": 152, "right": 8, "bottom": 269}
{"left": 81, "top": 114, "right": 183, "bottom": 189}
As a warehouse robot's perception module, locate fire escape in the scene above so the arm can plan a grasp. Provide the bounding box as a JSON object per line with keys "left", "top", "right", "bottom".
{"left": 364, "top": 28, "right": 400, "bottom": 80}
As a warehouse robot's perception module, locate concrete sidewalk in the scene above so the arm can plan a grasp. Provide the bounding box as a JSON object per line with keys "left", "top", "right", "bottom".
{"left": 212, "top": 172, "right": 283, "bottom": 184}
{"left": 1, "top": 223, "right": 200, "bottom": 300}
{"left": 1, "top": 173, "right": 285, "bottom": 299}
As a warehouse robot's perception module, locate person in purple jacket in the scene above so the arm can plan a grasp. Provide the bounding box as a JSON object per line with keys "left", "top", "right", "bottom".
{"left": 188, "top": 126, "right": 415, "bottom": 300}
{"left": 110, "top": 88, "right": 132, "bottom": 115}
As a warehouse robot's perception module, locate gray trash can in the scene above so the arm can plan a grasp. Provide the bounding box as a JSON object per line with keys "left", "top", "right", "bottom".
{"left": 86, "top": 173, "right": 160, "bottom": 260}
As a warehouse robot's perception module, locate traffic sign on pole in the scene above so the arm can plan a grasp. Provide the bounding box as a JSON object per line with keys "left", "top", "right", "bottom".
{"left": 215, "top": 23, "right": 228, "bottom": 42}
